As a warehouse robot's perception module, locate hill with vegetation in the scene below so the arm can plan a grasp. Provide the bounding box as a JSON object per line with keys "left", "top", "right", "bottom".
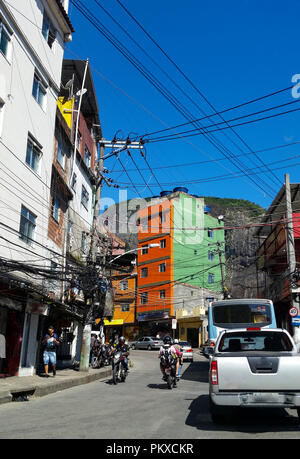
{"left": 101, "top": 195, "right": 266, "bottom": 299}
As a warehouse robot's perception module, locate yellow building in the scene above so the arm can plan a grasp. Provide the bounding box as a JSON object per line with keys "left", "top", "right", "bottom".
{"left": 176, "top": 306, "right": 207, "bottom": 348}
{"left": 106, "top": 266, "right": 138, "bottom": 342}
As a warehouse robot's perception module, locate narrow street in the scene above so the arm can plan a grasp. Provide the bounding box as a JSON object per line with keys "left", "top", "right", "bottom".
{"left": 0, "top": 350, "right": 300, "bottom": 439}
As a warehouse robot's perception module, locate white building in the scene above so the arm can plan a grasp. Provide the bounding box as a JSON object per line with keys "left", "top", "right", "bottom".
{"left": 0, "top": 0, "right": 74, "bottom": 376}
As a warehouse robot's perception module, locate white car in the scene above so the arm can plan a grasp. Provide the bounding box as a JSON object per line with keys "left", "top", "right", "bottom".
{"left": 179, "top": 341, "right": 193, "bottom": 362}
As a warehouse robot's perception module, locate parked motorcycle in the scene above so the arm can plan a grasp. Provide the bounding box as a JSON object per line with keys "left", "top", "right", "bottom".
{"left": 102, "top": 344, "right": 113, "bottom": 366}
{"left": 160, "top": 350, "right": 177, "bottom": 389}
{"left": 91, "top": 345, "right": 103, "bottom": 369}
{"left": 112, "top": 350, "right": 127, "bottom": 385}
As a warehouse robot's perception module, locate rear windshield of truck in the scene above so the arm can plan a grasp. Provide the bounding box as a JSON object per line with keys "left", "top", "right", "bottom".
{"left": 218, "top": 331, "right": 293, "bottom": 352}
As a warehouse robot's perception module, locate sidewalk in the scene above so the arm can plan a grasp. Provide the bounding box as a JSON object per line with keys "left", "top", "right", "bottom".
{"left": 0, "top": 366, "right": 112, "bottom": 405}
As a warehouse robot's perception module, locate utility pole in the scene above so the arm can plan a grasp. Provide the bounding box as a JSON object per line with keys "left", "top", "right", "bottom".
{"left": 217, "top": 242, "right": 226, "bottom": 298}
{"left": 79, "top": 138, "right": 144, "bottom": 370}
{"left": 79, "top": 139, "right": 105, "bottom": 372}
{"left": 285, "top": 173, "right": 300, "bottom": 350}
{"left": 211, "top": 241, "right": 227, "bottom": 299}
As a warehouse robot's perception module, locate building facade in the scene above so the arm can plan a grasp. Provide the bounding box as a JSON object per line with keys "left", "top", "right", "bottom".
{"left": 256, "top": 182, "right": 300, "bottom": 335}
{"left": 0, "top": 0, "right": 73, "bottom": 376}
{"left": 136, "top": 190, "right": 225, "bottom": 345}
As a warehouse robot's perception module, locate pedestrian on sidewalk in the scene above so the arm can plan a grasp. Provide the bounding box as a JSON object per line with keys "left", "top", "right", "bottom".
{"left": 42, "top": 326, "right": 59, "bottom": 377}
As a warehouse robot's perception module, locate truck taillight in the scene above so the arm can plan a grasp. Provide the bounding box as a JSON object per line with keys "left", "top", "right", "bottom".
{"left": 210, "top": 361, "right": 218, "bottom": 385}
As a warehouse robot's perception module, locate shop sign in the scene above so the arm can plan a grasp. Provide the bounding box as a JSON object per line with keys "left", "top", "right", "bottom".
{"left": 138, "top": 311, "right": 170, "bottom": 322}
{"left": 291, "top": 316, "right": 300, "bottom": 326}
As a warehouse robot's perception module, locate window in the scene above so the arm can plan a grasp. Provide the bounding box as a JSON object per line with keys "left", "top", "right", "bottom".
{"left": 42, "top": 11, "right": 56, "bottom": 48}
{"left": 51, "top": 194, "right": 60, "bottom": 222}
{"left": 208, "top": 229, "right": 214, "bottom": 238}
{"left": 81, "top": 185, "right": 89, "bottom": 209}
{"left": 119, "top": 280, "right": 128, "bottom": 291}
{"left": 84, "top": 146, "right": 91, "bottom": 168}
{"left": 32, "top": 73, "right": 47, "bottom": 109}
{"left": 57, "top": 139, "right": 66, "bottom": 169}
{"left": 141, "top": 267, "right": 148, "bottom": 278}
{"left": 19, "top": 205, "right": 36, "bottom": 244}
{"left": 0, "top": 20, "right": 11, "bottom": 59}
{"left": 25, "top": 136, "right": 41, "bottom": 172}
{"left": 208, "top": 251, "right": 214, "bottom": 261}
{"left": 121, "top": 304, "right": 130, "bottom": 312}
{"left": 76, "top": 132, "right": 82, "bottom": 152}
{"left": 141, "top": 293, "right": 148, "bottom": 304}
{"left": 81, "top": 233, "right": 87, "bottom": 253}
{"left": 159, "top": 212, "right": 166, "bottom": 224}
{"left": 71, "top": 172, "right": 77, "bottom": 191}
{"left": 159, "top": 263, "right": 166, "bottom": 273}
{"left": 160, "top": 239, "right": 166, "bottom": 249}
{"left": 141, "top": 245, "right": 148, "bottom": 255}
{"left": 208, "top": 273, "right": 215, "bottom": 284}
{"left": 67, "top": 220, "right": 73, "bottom": 235}
{"left": 159, "top": 290, "right": 166, "bottom": 299}
{"left": 50, "top": 261, "right": 58, "bottom": 271}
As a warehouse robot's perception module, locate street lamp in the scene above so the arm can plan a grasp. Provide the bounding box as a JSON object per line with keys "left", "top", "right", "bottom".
{"left": 109, "top": 243, "right": 160, "bottom": 264}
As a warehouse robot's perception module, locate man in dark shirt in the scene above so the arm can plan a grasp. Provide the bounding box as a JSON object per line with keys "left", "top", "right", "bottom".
{"left": 113, "top": 336, "right": 129, "bottom": 372}
{"left": 42, "top": 326, "right": 59, "bottom": 377}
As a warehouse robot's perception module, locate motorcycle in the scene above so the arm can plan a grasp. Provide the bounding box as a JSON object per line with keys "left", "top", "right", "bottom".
{"left": 102, "top": 344, "right": 113, "bottom": 366}
{"left": 112, "top": 350, "right": 128, "bottom": 385}
{"left": 160, "top": 350, "right": 177, "bottom": 389}
{"left": 92, "top": 344, "right": 113, "bottom": 368}
{"left": 91, "top": 345, "right": 103, "bottom": 369}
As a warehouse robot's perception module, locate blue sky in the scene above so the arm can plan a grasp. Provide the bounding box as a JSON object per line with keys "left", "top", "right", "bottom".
{"left": 66, "top": 0, "right": 300, "bottom": 210}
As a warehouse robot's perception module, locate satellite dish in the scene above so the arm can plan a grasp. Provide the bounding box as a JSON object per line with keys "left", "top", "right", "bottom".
{"left": 76, "top": 88, "right": 87, "bottom": 97}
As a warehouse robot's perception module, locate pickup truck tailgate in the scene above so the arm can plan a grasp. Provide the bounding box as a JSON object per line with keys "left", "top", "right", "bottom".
{"left": 217, "top": 354, "right": 300, "bottom": 391}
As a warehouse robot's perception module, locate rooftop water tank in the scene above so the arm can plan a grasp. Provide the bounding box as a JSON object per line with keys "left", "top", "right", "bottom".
{"left": 173, "top": 187, "right": 189, "bottom": 194}
{"left": 160, "top": 191, "right": 172, "bottom": 197}
{"left": 204, "top": 205, "right": 210, "bottom": 214}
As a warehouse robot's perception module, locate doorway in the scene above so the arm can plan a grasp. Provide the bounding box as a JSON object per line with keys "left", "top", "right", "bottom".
{"left": 187, "top": 328, "right": 199, "bottom": 348}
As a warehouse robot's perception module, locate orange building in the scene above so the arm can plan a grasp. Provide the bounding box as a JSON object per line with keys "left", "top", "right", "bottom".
{"left": 137, "top": 198, "right": 174, "bottom": 336}
{"left": 105, "top": 265, "right": 138, "bottom": 341}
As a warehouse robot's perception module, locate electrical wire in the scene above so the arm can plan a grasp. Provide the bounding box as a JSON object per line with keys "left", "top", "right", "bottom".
{"left": 70, "top": 0, "right": 277, "bottom": 198}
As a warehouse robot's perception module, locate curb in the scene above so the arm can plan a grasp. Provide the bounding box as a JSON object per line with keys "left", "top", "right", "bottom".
{"left": 0, "top": 368, "right": 112, "bottom": 405}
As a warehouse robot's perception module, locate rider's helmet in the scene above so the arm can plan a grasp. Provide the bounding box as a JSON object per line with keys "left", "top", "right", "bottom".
{"left": 119, "top": 336, "right": 126, "bottom": 344}
{"left": 163, "top": 335, "right": 172, "bottom": 345}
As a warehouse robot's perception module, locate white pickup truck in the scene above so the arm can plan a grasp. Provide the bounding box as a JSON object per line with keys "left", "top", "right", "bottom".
{"left": 209, "top": 328, "right": 300, "bottom": 424}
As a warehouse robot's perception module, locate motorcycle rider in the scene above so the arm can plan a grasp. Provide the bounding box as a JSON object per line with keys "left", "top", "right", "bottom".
{"left": 111, "top": 336, "right": 130, "bottom": 372}
{"left": 158, "top": 335, "right": 181, "bottom": 380}
{"left": 173, "top": 339, "right": 183, "bottom": 378}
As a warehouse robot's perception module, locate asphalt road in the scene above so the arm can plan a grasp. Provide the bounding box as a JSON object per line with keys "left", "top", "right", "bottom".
{"left": 0, "top": 350, "right": 300, "bottom": 439}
